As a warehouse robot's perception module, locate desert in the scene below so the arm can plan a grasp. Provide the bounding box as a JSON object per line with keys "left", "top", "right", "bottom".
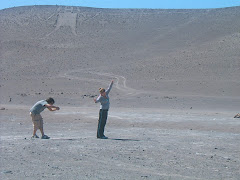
{"left": 0, "top": 5, "right": 240, "bottom": 180}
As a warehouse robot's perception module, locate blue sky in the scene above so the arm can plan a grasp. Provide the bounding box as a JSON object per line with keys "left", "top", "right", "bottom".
{"left": 1, "top": 0, "right": 240, "bottom": 10}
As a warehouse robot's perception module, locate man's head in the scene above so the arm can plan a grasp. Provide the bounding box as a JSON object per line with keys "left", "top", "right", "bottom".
{"left": 99, "top": 88, "right": 106, "bottom": 96}
{"left": 46, "top": 97, "right": 55, "bottom": 105}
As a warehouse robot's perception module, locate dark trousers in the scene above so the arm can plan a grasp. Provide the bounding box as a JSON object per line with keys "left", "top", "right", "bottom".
{"left": 97, "top": 109, "right": 108, "bottom": 138}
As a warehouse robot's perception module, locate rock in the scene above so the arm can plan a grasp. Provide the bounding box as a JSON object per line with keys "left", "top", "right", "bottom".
{"left": 3, "top": 170, "right": 13, "bottom": 174}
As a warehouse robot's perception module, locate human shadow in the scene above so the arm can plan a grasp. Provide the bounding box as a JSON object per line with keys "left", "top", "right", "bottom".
{"left": 109, "top": 138, "right": 140, "bottom": 142}
{"left": 50, "top": 138, "right": 80, "bottom": 141}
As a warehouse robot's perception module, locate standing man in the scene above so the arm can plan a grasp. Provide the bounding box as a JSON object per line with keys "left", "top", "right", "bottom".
{"left": 94, "top": 80, "right": 114, "bottom": 139}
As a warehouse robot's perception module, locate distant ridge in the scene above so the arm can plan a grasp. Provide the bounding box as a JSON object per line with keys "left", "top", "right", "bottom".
{"left": 0, "top": 5, "right": 239, "bottom": 110}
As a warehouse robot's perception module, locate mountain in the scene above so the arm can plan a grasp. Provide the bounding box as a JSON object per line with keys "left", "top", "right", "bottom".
{"left": 0, "top": 5, "right": 239, "bottom": 110}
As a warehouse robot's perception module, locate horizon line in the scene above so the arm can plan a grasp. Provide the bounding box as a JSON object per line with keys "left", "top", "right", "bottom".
{"left": 1, "top": 4, "right": 240, "bottom": 11}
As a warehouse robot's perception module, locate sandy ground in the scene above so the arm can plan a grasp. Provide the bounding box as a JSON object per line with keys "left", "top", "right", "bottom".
{"left": 0, "top": 5, "right": 240, "bottom": 180}
{"left": 1, "top": 105, "right": 240, "bottom": 180}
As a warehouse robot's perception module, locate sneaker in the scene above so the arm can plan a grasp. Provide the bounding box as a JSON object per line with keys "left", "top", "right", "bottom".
{"left": 99, "top": 136, "right": 108, "bottom": 139}
{"left": 31, "top": 135, "right": 39, "bottom": 138}
{"left": 41, "top": 135, "right": 50, "bottom": 139}
{"left": 234, "top": 113, "right": 240, "bottom": 118}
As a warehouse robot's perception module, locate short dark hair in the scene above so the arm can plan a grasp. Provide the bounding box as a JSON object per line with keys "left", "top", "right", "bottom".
{"left": 46, "top": 97, "right": 55, "bottom": 104}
